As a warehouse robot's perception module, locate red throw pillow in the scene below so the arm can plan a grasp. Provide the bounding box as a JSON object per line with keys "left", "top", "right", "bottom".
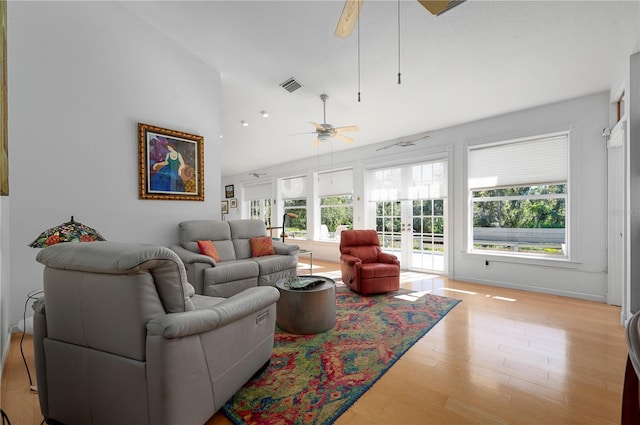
{"left": 197, "top": 240, "right": 222, "bottom": 262}
{"left": 250, "top": 236, "right": 275, "bottom": 257}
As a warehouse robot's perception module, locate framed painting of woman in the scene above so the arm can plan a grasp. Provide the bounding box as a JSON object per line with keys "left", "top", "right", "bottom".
{"left": 138, "top": 123, "right": 204, "bottom": 201}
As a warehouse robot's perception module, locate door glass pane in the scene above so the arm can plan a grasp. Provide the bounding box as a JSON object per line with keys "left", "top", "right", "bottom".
{"left": 369, "top": 161, "right": 446, "bottom": 273}
{"left": 434, "top": 199, "right": 443, "bottom": 216}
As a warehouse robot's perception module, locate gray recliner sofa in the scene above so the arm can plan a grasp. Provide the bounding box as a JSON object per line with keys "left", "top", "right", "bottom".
{"left": 171, "top": 219, "right": 299, "bottom": 298}
{"left": 33, "top": 241, "right": 279, "bottom": 425}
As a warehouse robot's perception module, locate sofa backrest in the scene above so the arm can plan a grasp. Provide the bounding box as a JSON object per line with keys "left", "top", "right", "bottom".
{"left": 36, "top": 241, "right": 195, "bottom": 361}
{"left": 339, "top": 229, "right": 382, "bottom": 264}
{"left": 178, "top": 220, "right": 237, "bottom": 261}
{"left": 228, "top": 219, "right": 269, "bottom": 260}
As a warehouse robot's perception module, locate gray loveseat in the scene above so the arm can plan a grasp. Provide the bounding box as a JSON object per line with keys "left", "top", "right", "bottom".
{"left": 171, "top": 219, "right": 299, "bottom": 298}
{"left": 33, "top": 241, "right": 279, "bottom": 425}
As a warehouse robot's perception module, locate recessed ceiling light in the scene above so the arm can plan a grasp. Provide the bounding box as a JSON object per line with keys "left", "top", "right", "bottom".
{"left": 261, "top": 111, "right": 269, "bottom": 118}
{"left": 240, "top": 120, "right": 249, "bottom": 127}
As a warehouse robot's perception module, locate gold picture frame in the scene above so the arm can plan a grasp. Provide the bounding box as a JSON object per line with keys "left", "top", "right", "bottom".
{"left": 138, "top": 123, "right": 204, "bottom": 201}
{"left": 230, "top": 198, "right": 237, "bottom": 208}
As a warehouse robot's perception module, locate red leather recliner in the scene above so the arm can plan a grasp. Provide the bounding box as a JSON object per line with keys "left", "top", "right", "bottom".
{"left": 339, "top": 229, "right": 400, "bottom": 295}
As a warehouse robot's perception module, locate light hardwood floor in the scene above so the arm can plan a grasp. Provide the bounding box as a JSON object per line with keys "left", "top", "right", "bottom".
{"left": 1, "top": 260, "right": 627, "bottom": 425}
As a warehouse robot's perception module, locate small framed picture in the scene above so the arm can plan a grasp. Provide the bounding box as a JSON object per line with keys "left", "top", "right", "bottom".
{"left": 138, "top": 123, "right": 204, "bottom": 201}
{"left": 221, "top": 200, "right": 229, "bottom": 215}
{"left": 225, "top": 184, "right": 234, "bottom": 199}
{"left": 230, "top": 198, "right": 237, "bottom": 208}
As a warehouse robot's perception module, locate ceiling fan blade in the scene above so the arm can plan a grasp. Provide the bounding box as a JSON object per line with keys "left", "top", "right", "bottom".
{"left": 310, "top": 121, "right": 327, "bottom": 131}
{"left": 417, "top": 0, "right": 466, "bottom": 16}
{"left": 311, "top": 138, "right": 321, "bottom": 147}
{"left": 335, "top": 134, "right": 354, "bottom": 144}
{"left": 333, "top": 125, "right": 359, "bottom": 133}
{"left": 334, "top": 0, "right": 363, "bottom": 38}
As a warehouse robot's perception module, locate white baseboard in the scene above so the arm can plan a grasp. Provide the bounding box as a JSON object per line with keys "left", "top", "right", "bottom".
{"left": 0, "top": 330, "right": 11, "bottom": 391}
{"left": 452, "top": 274, "right": 607, "bottom": 303}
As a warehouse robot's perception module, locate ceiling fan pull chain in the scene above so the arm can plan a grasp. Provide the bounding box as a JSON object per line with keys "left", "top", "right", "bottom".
{"left": 397, "top": 0, "right": 401, "bottom": 85}
{"left": 357, "top": 5, "right": 361, "bottom": 102}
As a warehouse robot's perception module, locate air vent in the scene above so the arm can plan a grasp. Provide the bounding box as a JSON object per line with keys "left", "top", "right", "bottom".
{"left": 280, "top": 77, "right": 302, "bottom": 93}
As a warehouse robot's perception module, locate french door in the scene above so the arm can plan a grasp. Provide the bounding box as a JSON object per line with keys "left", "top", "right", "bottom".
{"left": 368, "top": 160, "right": 447, "bottom": 273}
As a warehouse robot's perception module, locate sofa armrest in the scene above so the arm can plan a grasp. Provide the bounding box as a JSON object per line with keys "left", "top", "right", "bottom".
{"left": 340, "top": 253, "right": 362, "bottom": 267}
{"left": 272, "top": 241, "right": 299, "bottom": 255}
{"left": 378, "top": 252, "right": 400, "bottom": 265}
{"left": 170, "top": 244, "right": 216, "bottom": 266}
{"left": 146, "top": 286, "right": 279, "bottom": 338}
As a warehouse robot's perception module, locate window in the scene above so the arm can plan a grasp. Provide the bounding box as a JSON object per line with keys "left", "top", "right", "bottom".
{"left": 244, "top": 181, "right": 273, "bottom": 226}
{"left": 413, "top": 199, "right": 444, "bottom": 254}
{"left": 320, "top": 195, "right": 353, "bottom": 239}
{"left": 250, "top": 199, "right": 272, "bottom": 227}
{"left": 318, "top": 169, "right": 353, "bottom": 241}
{"left": 468, "top": 133, "right": 568, "bottom": 257}
{"left": 283, "top": 199, "right": 307, "bottom": 239}
{"left": 281, "top": 176, "right": 307, "bottom": 240}
{"left": 375, "top": 201, "right": 401, "bottom": 249}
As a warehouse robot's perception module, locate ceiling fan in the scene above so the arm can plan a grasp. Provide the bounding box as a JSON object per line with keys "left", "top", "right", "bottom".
{"left": 335, "top": 0, "right": 467, "bottom": 37}
{"left": 308, "top": 94, "right": 358, "bottom": 146}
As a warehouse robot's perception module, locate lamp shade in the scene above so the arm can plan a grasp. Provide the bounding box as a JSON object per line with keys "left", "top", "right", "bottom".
{"left": 29, "top": 216, "right": 106, "bottom": 248}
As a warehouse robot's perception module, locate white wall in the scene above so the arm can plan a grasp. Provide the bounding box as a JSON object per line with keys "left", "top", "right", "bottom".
{"left": 6, "top": 1, "right": 222, "bottom": 327}
{"left": 224, "top": 92, "right": 610, "bottom": 302}
{"left": 0, "top": 196, "right": 8, "bottom": 380}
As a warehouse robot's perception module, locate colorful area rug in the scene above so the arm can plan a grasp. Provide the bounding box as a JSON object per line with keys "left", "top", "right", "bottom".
{"left": 221, "top": 285, "right": 460, "bottom": 425}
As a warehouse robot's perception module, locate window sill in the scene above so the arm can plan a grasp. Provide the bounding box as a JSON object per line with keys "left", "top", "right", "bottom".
{"left": 462, "top": 250, "right": 581, "bottom": 269}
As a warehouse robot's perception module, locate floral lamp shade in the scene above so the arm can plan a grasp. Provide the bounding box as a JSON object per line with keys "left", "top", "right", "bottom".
{"left": 29, "top": 216, "right": 106, "bottom": 248}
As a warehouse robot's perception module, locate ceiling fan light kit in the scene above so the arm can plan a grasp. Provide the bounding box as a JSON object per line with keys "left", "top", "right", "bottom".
{"left": 308, "top": 94, "right": 358, "bottom": 146}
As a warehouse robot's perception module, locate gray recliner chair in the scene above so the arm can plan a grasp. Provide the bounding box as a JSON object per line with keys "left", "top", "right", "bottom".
{"left": 33, "top": 241, "right": 279, "bottom": 425}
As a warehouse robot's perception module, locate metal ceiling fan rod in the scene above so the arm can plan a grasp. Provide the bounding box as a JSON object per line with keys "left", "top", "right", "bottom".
{"left": 321, "top": 94, "right": 328, "bottom": 124}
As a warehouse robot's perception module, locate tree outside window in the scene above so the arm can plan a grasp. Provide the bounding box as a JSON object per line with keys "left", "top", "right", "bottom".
{"left": 283, "top": 199, "right": 307, "bottom": 239}
{"left": 320, "top": 195, "right": 353, "bottom": 239}
{"left": 472, "top": 185, "right": 566, "bottom": 255}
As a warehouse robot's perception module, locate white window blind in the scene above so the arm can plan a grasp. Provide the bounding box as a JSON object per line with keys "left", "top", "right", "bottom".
{"left": 408, "top": 162, "right": 448, "bottom": 199}
{"left": 367, "top": 160, "right": 447, "bottom": 201}
{"left": 318, "top": 169, "right": 353, "bottom": 197}
{"left": 243, "top": 182, "right": 272, "bottom": 201}
{"left": 468, "top": 134, "right": 568, "bottom": 189}
{"left": 367, "top": 168, "right": 401, "bottom": 201}
{"left": 281, "top": 176, "right": 307, "bottom": 199}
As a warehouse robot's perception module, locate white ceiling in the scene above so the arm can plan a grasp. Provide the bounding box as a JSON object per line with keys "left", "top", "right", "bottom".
{"left": 123, "top": 0, "right": 639, "bottom": 176}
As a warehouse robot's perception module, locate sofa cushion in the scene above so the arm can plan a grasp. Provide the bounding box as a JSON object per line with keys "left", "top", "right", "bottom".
{"left": 252, "top": 254, "right": 298, "bottom": 275}
{"left": 250, "top": 236, "right": 275, "bottom": 257}
{"left": 204, "top": 260, "right": 259, "bottom": 285}
{"left": 197, "top": 240, "right": 222, "bottom": 262}
{"left": 342, "top": 245, "right": 380, "bottom": 264}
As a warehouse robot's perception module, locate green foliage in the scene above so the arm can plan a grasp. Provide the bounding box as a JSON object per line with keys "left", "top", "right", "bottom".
{"left": 284, "top": 199, "right": 307, "bottom": 231}
{"left": 320, "top": 196, "right": 353, "bottom": 232}
{"left": 473, "top": 185, "right": 566, "bottom": 229}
